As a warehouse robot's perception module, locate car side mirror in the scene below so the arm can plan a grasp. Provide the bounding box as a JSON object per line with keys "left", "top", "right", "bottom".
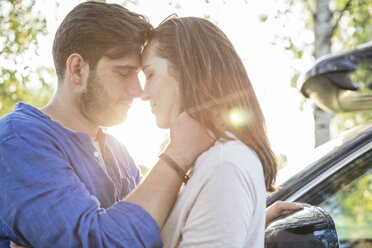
{"left": 300, "top": 41, "right": 372, "bottom": 112}
{"left": 265, "top": 205, "right": 340, "bottom": 248}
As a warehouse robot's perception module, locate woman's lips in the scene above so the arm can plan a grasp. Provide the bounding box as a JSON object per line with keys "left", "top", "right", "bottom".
{"left": 151, "top": 104, "right": 157, "bottom": 112}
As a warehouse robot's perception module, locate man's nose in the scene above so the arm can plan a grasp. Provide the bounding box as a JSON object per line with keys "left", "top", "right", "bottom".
{"left": 127, "top": 76, "right": 142, "bottom": 98}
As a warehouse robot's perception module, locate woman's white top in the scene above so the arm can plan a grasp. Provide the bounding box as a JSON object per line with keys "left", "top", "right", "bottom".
{"left": 161, "top": 137, "right": 267, "bottom": 248}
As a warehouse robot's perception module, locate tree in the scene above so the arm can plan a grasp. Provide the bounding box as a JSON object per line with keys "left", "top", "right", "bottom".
{"left": 0, "top": 0, "right": 54, "bottom": 117}
{"left": 268, "top": 0, "right": 372, "bottom": 146}
{"left": 312, "top": 0, "right": 333, "bottom": 147}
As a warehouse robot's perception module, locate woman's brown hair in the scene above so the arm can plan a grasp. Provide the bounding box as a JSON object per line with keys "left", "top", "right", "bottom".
{"left": 148, "top": 16, "right": 278, "bottom": 192}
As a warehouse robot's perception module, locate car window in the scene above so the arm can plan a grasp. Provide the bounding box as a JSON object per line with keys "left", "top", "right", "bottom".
{"left": 296, "top": 149, "right": 372, "bottom": 248}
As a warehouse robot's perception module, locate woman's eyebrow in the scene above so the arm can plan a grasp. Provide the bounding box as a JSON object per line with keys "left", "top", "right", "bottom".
{"left": 142, "top": 65, "right": 151, "bottom": 72}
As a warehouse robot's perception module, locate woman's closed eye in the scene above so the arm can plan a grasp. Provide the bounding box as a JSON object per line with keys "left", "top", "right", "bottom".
{"left": 146, "top": 73, "right": 153, "bottom": 81}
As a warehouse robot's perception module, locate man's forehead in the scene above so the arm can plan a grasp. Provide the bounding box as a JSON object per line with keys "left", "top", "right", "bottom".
{"left": 102, "top": 53, "right": 141, "bottom": 68}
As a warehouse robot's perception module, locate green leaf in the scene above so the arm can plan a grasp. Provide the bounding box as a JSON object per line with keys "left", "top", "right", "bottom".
{"left": 0, "top": 0, "right": 53, "bottom": 117}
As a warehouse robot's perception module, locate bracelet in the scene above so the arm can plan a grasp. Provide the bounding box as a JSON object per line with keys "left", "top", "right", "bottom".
{"left": 159, "top": 153, "right": 190, "bottom": 184}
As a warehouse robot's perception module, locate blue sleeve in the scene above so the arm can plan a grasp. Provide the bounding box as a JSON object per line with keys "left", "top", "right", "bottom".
{"left": 0, "top": 240, "right": 9, "bottom": 248}
{"left": 0, "top": 136, "right": 162, "bottom": 248}
{"left": 0, "top": 217, "right": 10, "bottom": 247}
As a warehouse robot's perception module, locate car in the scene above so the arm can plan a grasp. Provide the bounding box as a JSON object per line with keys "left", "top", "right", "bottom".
{"left": 265, "top": 42, "right": 372, "bottom": 248}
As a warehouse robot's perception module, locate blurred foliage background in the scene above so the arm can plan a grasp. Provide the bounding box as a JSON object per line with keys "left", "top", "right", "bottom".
{"left": 266, "top": 0, "right": 372, "bottom": 141}
{"left": 0, "top": 0, "right": 54, "bottom": 117}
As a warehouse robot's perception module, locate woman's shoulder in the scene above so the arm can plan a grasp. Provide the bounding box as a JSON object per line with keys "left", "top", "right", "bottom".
{"left": 187, "top": 138, "right": 266, "bottom": 205}
{"left": 226, "top": 139, "right": 261, "bottom": 166}
{"left": 194, "top": 138, "right": 262, "bottom": 177}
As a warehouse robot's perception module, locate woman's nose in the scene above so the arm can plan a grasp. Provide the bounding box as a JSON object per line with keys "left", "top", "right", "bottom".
{"left": 141, "top": 82, "right": 150, "bottom": 101}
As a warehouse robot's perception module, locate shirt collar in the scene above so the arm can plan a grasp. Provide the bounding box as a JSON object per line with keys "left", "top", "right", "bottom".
{"left": 15, "top": 102, "right": 108, "bottom": 147}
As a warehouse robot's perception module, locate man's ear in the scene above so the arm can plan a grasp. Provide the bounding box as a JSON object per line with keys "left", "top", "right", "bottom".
{"left": 66, "top": 53, "right": 88, "bottom": 86}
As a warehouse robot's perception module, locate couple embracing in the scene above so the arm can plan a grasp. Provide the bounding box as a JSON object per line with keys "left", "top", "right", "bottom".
{"left": 0, "top": 2, "right": 301, "bottom": 247}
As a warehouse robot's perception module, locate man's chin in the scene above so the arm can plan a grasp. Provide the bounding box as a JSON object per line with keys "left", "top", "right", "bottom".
{"left": 99, "top": 113, "right": 127, "bottom": 127}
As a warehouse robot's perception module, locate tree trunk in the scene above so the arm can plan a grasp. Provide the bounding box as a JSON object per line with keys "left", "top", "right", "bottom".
{"left": 313, "top": 0, "right": 333, "bottom": 147}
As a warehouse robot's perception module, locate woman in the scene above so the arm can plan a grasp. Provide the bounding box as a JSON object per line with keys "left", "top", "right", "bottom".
{"left": 141, "top": 15, "right": 278, "bottom": 247}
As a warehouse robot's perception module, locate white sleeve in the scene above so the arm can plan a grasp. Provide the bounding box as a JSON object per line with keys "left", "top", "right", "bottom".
{"left": 179, "top": 160, "right": 257, "bottom": 248}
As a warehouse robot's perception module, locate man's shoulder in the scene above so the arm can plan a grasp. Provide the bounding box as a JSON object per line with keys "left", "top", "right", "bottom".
{"left": 0, "top": 105, "right": 50, "bottom": 143}
{"left": 0, "top": 113, "right": 15, "bottom": 143}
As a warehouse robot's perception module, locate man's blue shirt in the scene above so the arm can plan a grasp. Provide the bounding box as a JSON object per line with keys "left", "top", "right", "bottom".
{"left": 0, "top": 103, "right": 162, "bottom": 247}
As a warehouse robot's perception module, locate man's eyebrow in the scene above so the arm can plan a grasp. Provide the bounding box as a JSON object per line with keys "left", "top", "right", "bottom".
{"left": 114, "top": 65, "right": 140, "bottom": 71}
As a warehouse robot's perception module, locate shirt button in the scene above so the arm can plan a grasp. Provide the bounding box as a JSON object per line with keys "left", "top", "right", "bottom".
{"left": 93, "top": 151, "right": 99, "bottom": 158}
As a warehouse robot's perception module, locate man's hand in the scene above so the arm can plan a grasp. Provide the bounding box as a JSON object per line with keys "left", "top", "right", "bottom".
{"left": 265, "top": 201, "right": 305, "bottom": 228}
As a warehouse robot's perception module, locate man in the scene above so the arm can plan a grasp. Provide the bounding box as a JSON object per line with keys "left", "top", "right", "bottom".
{"left": 0, "top": 2, "right": 213, "bottom": 247}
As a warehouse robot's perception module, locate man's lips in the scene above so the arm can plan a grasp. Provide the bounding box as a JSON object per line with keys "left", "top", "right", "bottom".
{"left": 118, "top": 99, "right": 133, "bottom": 106}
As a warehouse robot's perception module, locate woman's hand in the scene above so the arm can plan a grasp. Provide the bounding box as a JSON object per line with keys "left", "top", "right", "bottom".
{"left": 266, "top": 201, "right": 306, "bottom": 228}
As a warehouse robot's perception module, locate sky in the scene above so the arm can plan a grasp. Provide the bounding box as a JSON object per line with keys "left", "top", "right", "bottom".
{"left": 32, "top": 0, "right": 316, "bottom": 169}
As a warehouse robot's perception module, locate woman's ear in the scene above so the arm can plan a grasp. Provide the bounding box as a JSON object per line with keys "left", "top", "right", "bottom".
{"left": 66, "top": 53, "right": 88, "bottom": 86}
{"left": 213, "top": 111, "right": 227, "bottom": 131}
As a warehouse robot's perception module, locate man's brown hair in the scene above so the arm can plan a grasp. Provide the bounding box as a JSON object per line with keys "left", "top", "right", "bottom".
{"left": 53, "top": 1, "right": 152, "bottom": 81}
{"left": 148, "top": 16, "right": 278, "bottom": 192}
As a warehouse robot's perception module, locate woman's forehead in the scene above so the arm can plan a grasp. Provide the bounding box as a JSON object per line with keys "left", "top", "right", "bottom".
{"left": 141, "top": 42, "right": 159, "bottom": 65}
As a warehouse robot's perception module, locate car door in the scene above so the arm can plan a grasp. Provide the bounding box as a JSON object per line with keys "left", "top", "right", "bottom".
{"left": 294, "top": 144, "right": 372, "bottom": 248}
